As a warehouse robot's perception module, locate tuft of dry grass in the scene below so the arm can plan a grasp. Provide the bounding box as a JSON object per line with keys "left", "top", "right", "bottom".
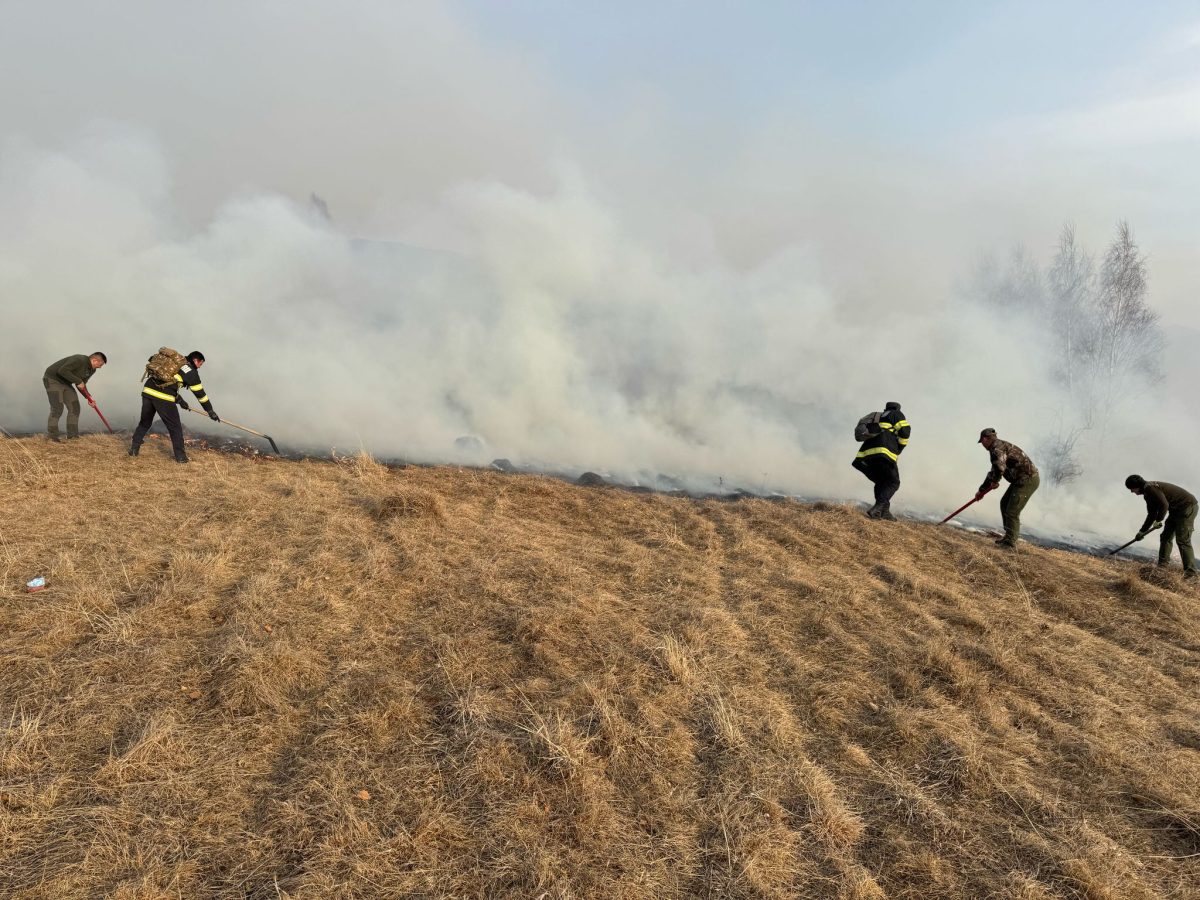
{"left": 362, "top": 486, "right": 446, "bottom": 524}
{"left": 0, "top": 435, "right": 1197, "bottom": 898}
{"left": 0, "top": 434, "right": 57, "bottom": 488}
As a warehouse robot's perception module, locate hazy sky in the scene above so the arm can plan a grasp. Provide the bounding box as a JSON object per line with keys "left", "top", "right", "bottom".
{"left": 4, "top": 3, "right": 1198, "bottom": 273}
{"left": 461, "top": 1, "right": 1200, "bottom": 317}
{"left": 1, "top": 2, "right": 1197, "bottom": 542}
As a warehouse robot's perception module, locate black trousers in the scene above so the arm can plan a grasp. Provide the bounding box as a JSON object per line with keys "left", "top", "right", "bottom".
{"left": 853, "top": 456, "right": 900, "bottom": 504}
{"left": 131, "top": 395, "right": 185, "bottom": 457}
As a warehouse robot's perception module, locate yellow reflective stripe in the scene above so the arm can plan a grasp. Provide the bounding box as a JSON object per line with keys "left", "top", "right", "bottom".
{"left": 879, "top": 422, "right": 894, "bottom": 431}
{"left": 174, "top": 373, "right": 184, "bottom": 383}
{"left": 898, "top": 438, "right": 909, "bottom": 445}
{"left": 193, "top": 394, "right": 209, "bottom": 403}
{"left": 894, "top": 420, "right": 909, "bottom": 429}
{"left": 856, "top": 446, "right": 899, "bottom": 461}
{"left": 143, "top": 386, "right": 176, "bottom": 401}
{"left": 190, "top": 382, "right": 204, "bottom": 392}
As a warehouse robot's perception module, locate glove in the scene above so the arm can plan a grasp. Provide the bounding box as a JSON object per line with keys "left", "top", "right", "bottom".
{"left": 974, "top": 491, "right": 986, "bottom": 502}
{"left": 1135, "top": 530, "right": 1147, "bottom": 541}
{"left": 177, "top": 399, "right": 191, "bottom": 411}
{"left": 208, "top": 410, "right": 220, "bottom": 422}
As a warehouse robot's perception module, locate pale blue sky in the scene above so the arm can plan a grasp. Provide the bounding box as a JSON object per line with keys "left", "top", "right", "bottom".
{"left": 461, "top": 1, "right": 1200, "bottom": 142}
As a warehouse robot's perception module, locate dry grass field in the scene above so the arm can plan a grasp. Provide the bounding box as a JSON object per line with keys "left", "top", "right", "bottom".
{"left": 1, "top": 434, "right": 1198, "bottom": 899}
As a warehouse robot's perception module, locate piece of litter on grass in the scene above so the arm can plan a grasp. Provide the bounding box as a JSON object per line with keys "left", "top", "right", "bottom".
{"left": 356, "top": 790, "right": 371, "bottom": 801}
{"left": 263, "top": 624, "right": 273, "bottom": 633}
{"left": 188, "top": 691, "right": 202, "bottom": 700}
{"left": 25, "top": 577, "right": 46, "bottom": 592}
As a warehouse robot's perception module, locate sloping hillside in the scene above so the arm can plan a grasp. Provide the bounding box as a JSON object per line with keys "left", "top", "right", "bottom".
{"left": 1, "top": 435, "right": 1198, "bottom": 899}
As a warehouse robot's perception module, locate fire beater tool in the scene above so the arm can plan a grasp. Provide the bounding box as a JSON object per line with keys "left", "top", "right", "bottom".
{"left": 183, "top": 406, "right": 280, "bottom": 454}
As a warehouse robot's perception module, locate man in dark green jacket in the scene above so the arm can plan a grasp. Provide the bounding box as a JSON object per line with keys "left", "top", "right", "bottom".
{"left": 42, "top": 352, "right": 107, "bottom": 441}
{"left": 1125, "top": 475, "right": 1197, "bottom": 578}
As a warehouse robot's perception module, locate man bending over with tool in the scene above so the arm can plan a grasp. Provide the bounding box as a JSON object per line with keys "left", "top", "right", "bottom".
{"left": 42, "top": 351, "right": 107, "bottom": 441}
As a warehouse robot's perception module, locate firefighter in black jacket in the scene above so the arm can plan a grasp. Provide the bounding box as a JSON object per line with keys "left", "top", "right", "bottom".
{"left": 129, "top": 350, "right": 219, "bottom": 463}
{"left": 852, "top": 401, "right": 910, "bottom": 520}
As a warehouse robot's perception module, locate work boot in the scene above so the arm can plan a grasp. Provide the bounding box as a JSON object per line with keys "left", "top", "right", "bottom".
{"left": 49, "top": 435, "right": 62, "bottom": 443}
{"left": 995, "top": 538, "right": 1016, "bottom": 550}
{"left": 1185, "top": 569, "right": 1197, "bottom": 581}
{"left": 174, "top": 454, "right": 189, "bottom": 464}
{"left": 128, "top": 446, "right": 139, "bottom": 457}
{"left": 66, "top": 434, "right": 80, "bottom": 440}
{"left": 879, "top": 503, "right": 896, "bottom": 521}
{"left": 865, "top": 502, "right": 882, "bottom": 519}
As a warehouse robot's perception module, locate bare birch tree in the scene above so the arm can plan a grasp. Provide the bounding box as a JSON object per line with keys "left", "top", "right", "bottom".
{"left": 1046, "top": 223, "right": 1096, "bottom": 403}
{"left": 969, "top": 220, "right": 1165, "bottom": 477}
{"left": 1093, "top": 221, "right": 1162, "bottom": 416}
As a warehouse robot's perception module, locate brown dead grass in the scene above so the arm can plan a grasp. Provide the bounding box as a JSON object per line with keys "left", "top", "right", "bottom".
{"left": 1, "top": 434, "right": 1198, "bottom": 899}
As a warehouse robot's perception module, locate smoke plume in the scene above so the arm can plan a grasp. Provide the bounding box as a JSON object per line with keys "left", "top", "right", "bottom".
{"left": 2, "top": 3, "right": 1197, "bottom": 548}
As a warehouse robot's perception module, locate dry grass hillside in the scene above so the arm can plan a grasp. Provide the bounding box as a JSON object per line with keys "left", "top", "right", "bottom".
{"left": 1, "top": 434, "right": 1198, "bottom": 899}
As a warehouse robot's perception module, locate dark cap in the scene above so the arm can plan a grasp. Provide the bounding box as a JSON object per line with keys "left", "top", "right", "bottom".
{"left": 884, "top": 401, "right": 901, "bottom": 410}
{"left": 1125, "top": 474, "right": 1146, "bottom": 490}
{"left": 978, "top": 427, "right": 996, "bottom": 443}
{"left": 187, "top": 350, "right": 206, "bottom": 362}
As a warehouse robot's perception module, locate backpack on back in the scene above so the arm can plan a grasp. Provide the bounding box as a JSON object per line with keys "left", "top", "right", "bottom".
{"left": 854, "top": 411, "right": 883, "bottom": 442}
{"left": 143, "top": 347, "right": 188, "bottom": 387}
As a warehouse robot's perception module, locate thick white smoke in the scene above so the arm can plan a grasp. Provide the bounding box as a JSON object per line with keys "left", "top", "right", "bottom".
{"left": 1, "top": 4, "right": 1197, "bottom": 549}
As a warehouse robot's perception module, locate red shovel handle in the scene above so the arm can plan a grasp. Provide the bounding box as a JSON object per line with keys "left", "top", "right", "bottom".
{"left": 939, "top": 497, "right": 978, "bottom": 525}
{"left": 89, "top": 400, "right": 114, "bottom": 434}
{"left": 939, "top": 484, "right": 996, "bottom": 525}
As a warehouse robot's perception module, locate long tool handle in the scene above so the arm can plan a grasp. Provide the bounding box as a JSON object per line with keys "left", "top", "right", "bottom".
{"left": 183, "top": 406, "right": 280, "bottom": 454}
{"left": 939, "top": 496, "right": 978, "bottom": 525}
{"left": 88, "top": 400, "right": 114, "bottom": 434}
{"left": 940, "top": 482, "right": 999, "bottom": 525}
{"left": 1107, "top": 522, "right": 1161, "bottom": 557}
{"left": 1107, "top": 538, "right": 1138, "bottom": 557}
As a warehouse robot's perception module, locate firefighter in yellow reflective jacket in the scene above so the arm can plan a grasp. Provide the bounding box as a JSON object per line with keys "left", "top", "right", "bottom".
{"left": 129, "top": 350, "right": 219, "bottom": 464}
{"left": 852, "top": 401, "right": 911, "bottom": 520}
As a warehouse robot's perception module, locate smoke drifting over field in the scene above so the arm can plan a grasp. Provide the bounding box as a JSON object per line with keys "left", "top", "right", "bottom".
{"left": 1, "top": 3, "right": 1197, "bottom": 544}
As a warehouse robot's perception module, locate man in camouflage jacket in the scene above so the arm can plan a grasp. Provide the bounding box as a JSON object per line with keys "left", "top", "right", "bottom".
{"left": 975, "top": 428, "right": 1040, "bottom": 549}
